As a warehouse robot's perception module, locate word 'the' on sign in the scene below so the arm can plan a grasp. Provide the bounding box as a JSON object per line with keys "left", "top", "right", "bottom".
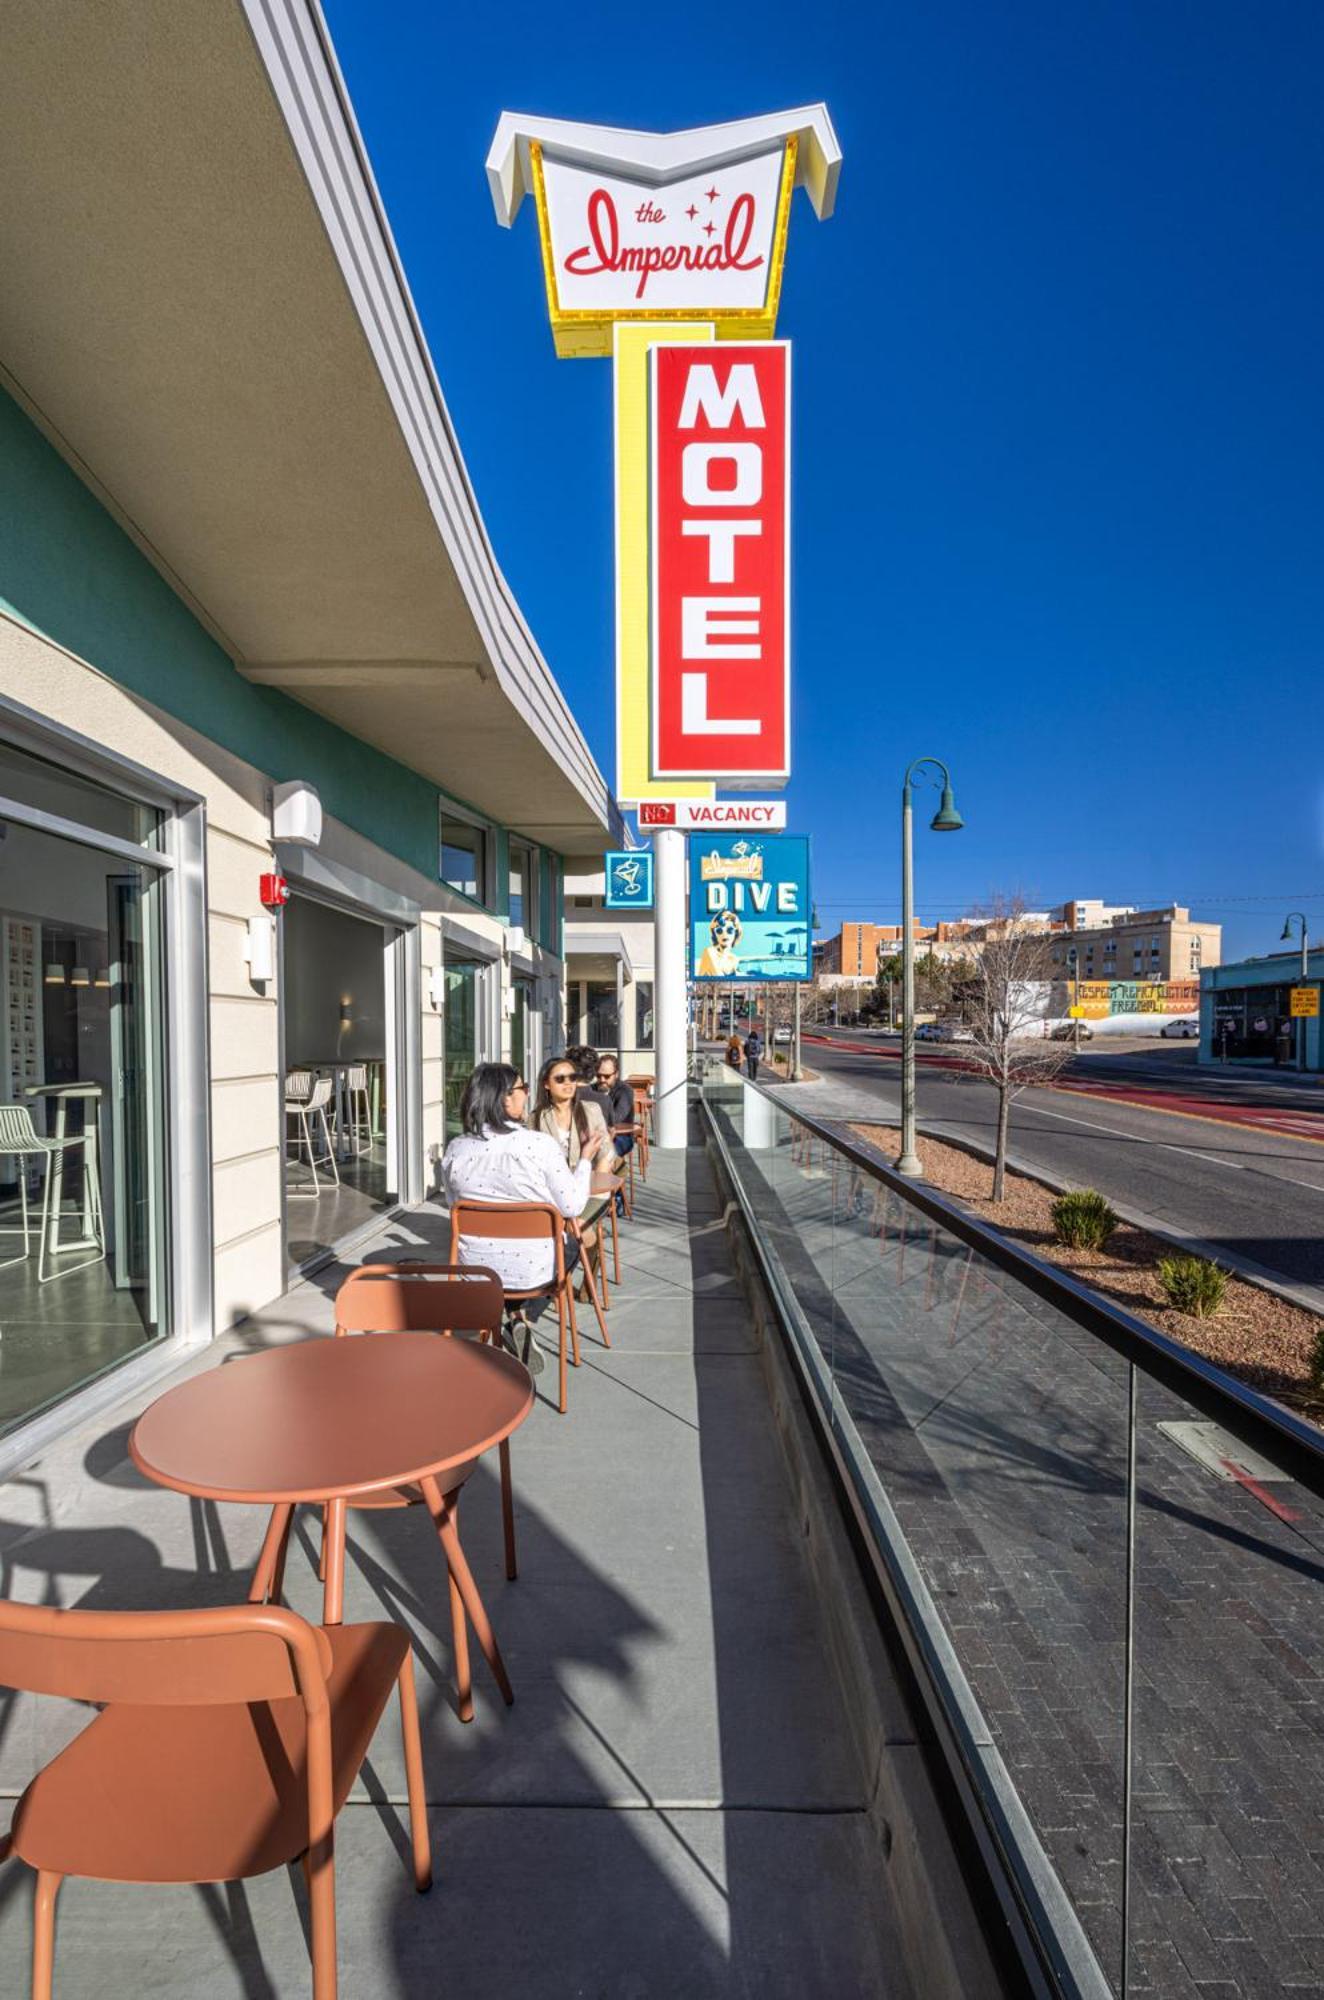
{"left": 650, "top": 344, "right": 789, "bottom": 784}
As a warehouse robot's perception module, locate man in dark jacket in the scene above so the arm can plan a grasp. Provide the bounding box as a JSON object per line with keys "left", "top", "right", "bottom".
{"left": 594, "top": 1053, "right": 636, "bottom": 1153}
{"left": 744, "top": 1026, "right": 764, "bottom": 1080}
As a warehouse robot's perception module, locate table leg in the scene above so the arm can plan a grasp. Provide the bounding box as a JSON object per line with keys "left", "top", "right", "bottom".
{"left": 420, "top": 1475, "right": 512, "bottom": 1706}
{"left": 321, "top": 1496, "right": 348, "bottom": 1625}
{"left": 250, "top": 1503, "right": 293, "bottom": 1602}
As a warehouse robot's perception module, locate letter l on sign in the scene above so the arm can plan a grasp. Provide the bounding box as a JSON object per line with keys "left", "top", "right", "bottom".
{"left": 650, "top": 343, "right": 790, "bottom": 781}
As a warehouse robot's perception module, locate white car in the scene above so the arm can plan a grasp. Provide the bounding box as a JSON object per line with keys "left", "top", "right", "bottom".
{"left": 1160, "top": 1017, "right": 1200, "bottom": 1039}
{"left": 772, "top": 1025, "right": 793, "bottom": 1046}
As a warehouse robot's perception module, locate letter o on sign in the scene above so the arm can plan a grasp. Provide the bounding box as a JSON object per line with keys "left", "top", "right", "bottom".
{"left": 681, "top": 443, "right": 763, "bottom": 507}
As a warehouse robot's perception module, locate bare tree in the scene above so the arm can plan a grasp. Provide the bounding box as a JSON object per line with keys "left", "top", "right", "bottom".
{"left": 962, "top": 898, "right": 1074, "bottom": 1200}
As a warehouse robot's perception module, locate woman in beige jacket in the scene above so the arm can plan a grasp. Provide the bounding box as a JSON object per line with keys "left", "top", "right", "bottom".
{"left": 532, "top": 1054, "right": 618, "bottom": 1290}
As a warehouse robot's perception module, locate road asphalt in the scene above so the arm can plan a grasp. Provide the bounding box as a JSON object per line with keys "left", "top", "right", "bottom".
{"left": 785, "top": 1031, "right": 1324, "bottom": 1306}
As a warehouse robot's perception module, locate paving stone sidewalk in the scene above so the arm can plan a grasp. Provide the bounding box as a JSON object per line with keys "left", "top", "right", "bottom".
{"left": 717, "top": 1103, "right": 1324, "bottom": 1999}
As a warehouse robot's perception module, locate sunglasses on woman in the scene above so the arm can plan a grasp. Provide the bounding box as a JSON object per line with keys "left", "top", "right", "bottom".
{"left": 549, "top": 1070, "right": 578, "bottom": 1085}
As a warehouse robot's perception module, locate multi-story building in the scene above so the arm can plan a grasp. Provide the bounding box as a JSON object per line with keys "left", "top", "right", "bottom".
{"left": 1047, "top": 906, "right": 1220, "bottom": 983}
{"left": 0, "top": 4, "right": 621, "bottom": 1472}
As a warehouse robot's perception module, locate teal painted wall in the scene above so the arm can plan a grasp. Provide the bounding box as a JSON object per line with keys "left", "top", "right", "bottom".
{"left": 0, "top": 385, "right": 521, "bottom": 894}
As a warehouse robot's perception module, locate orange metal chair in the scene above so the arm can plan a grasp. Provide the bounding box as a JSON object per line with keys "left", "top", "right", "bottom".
{"left": 251, "top": 1264, "right": 516, "bottom": 1726}
{"left": 447, "top": 1202, "right": 609, "bottom": 1415}
{"left": 0, "top": 1597, "right": 429, "bottom": 2000}
{"left": 630, "top": 1090, "right": 652, "bottom": 1180}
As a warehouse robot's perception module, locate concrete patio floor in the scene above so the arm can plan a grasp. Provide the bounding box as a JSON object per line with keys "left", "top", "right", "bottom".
{"left": 0, "top": 1138, "right": 917, "bottom": 1997}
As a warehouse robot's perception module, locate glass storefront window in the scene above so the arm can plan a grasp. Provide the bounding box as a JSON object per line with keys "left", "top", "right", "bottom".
{"left": 0, "top": 761, "right": 170, "bottom": 1436}
{"left": 636, "top": 980, "right": 654, "bottom": 1051}
{"left": 444, "top": 962, "right": 480, "bottom": 1135}
{"left": 585, "top": 980, "right": 619, "bottom": 1049}
{"left": 510, "top": 978, "right": 534, "bottom": 1082}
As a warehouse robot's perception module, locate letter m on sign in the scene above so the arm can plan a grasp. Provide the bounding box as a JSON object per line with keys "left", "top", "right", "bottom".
{"left": 650, "top": 342, "right": 790, "bottom": 783}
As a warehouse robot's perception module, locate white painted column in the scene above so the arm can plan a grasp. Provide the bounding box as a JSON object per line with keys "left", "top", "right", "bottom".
{"left": 653, "top": 827, "right": 688, "bottom": 1149}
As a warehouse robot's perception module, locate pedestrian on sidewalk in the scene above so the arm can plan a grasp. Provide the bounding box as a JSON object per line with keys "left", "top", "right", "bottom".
{"left": 744, "top": 1024, "right": 764, "bottom": 1081}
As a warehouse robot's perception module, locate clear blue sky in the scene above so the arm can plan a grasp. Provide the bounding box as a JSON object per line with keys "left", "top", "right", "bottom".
{"left": 323, "top": 0, "right": 1322, "bottom": 962}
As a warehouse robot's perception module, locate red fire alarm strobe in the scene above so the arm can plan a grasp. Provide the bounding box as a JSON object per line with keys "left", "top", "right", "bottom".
{"left": 259, "top": 873, "right": 290, "bottom": 909}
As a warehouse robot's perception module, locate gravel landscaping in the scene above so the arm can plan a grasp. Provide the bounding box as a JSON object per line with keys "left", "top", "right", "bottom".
{"left": 852, "top": 1120, "right": 1324, "bottom": 1419}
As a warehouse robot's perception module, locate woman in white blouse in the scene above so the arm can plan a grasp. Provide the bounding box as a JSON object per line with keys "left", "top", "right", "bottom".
{"left": 441, "top": 1063, "right": 606, "bottom": 1372}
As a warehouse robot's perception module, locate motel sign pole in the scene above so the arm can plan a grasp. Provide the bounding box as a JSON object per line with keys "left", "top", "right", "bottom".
{"left": 487, "top": 111, "right": 840, "bottom": 1143}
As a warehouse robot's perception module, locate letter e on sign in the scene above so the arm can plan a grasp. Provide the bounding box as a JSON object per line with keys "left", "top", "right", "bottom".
{"left": 650, "top": 343, "right": 789, "bottom": 781}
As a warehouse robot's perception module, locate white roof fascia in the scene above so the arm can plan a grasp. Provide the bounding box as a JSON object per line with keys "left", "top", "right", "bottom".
{"left": 239, "top": 0, "right": 616, "bottom": 836}
{"left": 487, "top": 107, "right": 842, "bottom": 229}
{"left": 565, "top": 924, "right": 636, "bottom": 979}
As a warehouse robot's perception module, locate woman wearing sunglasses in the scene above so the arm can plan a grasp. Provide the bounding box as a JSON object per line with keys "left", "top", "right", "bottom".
{"left": 533, "top": 1054, "right": 619, "bottom": 1297}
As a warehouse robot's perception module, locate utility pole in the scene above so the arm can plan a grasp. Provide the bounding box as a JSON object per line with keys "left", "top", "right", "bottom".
{"left": 898, "top": 757, "right": 964, "bottom": 1177}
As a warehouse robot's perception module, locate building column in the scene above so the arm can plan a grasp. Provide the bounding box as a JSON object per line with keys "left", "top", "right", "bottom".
{"left": 653, "top": 827, "right": 687, "bottom": 1149}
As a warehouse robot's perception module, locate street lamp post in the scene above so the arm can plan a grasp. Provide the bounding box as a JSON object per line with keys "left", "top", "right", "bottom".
{"left": 898, "top": 758, "right": 964, "bottom": 1177}
{"left": 1067, "top": 945, "right": 1081, "bottom": 1051}
{"left": 1282, "top": 913, "right": 1310, "bottom": 1071}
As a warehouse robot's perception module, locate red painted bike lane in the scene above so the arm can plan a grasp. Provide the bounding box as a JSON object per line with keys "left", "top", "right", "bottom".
{"left": 801, "top": 1034, "right": 1324, "bottom": 1144}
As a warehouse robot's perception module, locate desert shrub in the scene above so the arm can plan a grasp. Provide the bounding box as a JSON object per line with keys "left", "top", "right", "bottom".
{"left": 1051, "top": 1189, "right": 1119, "bottom": 1252}
{"left": 1157, "top": 1255, "right": 1228, "bottom": 1319}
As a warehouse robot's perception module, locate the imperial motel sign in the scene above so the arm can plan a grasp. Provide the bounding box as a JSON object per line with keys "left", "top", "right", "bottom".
{"left": 486, "top": 109, "right": 839, "bottom": 804}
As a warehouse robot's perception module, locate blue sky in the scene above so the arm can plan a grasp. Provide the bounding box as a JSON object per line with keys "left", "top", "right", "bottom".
{"left": 323, "top": 0, "right": 1322, "bottom": 962}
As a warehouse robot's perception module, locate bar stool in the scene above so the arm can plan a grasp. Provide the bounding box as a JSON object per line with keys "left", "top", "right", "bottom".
{"left": 285, "top": 1076, "right": 340, "bottom": 1195}
{"left": 342, "top": 1065, "right": 372, "bottom": 1157}
{"left": 0, "top": 1104, "right": 105, "bottom": 1282}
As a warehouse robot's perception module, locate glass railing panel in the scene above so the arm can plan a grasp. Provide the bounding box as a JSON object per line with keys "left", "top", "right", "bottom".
{"left": 1131, "top": 1373, "right": 1324, "bottom": 1997}
{"left": 826, "top": 1205, "right": 1130, "bottom": 1991}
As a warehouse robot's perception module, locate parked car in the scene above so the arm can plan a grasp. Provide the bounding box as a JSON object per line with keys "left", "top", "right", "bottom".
{"left": 914, "top": 1021, "right": 941, "bottom": 1040}
{"left": 772, "top": 1025, "right": 793, "bottom": 1045}
{"left": 1050, "top": 1022, "right": 1094, "bottom": 1041}
{"left": 1160, "top": 1017, "right": 1200, "bottom": 1039}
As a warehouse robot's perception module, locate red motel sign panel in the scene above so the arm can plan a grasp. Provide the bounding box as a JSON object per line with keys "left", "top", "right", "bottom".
{"left": 650, "top": 343, "right": 789, "bottom": 782}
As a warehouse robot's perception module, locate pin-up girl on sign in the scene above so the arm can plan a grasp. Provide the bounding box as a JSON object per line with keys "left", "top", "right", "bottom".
{"left": 698, "top": 909, "right": 742, "bottom": 977}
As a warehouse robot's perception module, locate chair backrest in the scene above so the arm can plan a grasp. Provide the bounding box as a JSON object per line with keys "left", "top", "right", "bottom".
{"left": 285, "top": 1070, "right": 313, "bottom": 1100}
{"left": 346, "top": 1064, "right": 368, "bottom": 1091}
{"left": 308, "top": 1076, "right": 333, "bottom": 1111}
{"left": 336, "top": 1264, "right": 505, "bottom": 1337}
{"left": 448, "top": 1200, "right": 563, "bottom": 1244}
{"left": 0, "top": 1104, "right": 41, "bottom": 1150}
{"left": 0, "top": 1599, "right": 332, "bottom": 1712}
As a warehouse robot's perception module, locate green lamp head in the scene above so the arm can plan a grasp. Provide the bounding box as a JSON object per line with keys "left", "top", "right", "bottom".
{"left": 930, "top": 784, "right": 964, "bottom": 833}
{"left": 1282, "top": 919, "right": 1295, "bottom": 943}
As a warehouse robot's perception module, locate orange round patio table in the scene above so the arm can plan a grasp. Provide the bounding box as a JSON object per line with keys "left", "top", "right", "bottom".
{"left": 130, "top": 1332, "right": 534, "bottom": 1629}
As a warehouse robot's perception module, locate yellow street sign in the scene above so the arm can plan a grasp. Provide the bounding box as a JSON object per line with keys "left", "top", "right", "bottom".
{"left": 1068, "top": 1004, "right": 1085, "bottom": 1019}
{"left": 1290, "top": 986, "right": 1319, "bottom": 1018}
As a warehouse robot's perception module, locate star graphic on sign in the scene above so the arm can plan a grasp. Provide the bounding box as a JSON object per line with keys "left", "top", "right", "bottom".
{"left": 703, "top": 220, "right": 716, "bottom": 236}
{"left": 704, "top": 184, "right": 719, "bottom": 202}
{"left": 685, "top": 203, "right": 698, "bottom": 221}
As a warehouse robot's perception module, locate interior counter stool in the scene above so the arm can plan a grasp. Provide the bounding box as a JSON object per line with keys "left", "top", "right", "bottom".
{"left": 448, "top": 1201, "right": 609, "bottom": 1416}
{"left": 0, "top": 1597, "right": 429, "bottom": 2000}
{"left": 286, "top": 1075, "right": 340, "bottom": 1196}
{"left": 342, "top": 1065, "right": 373, "bottom": 1157}
{"left": 250, "top": 1264, "right": 516, "bottom": 1727}
{"left": 0, "top": 1105, "right": 105, "bottom": 1283}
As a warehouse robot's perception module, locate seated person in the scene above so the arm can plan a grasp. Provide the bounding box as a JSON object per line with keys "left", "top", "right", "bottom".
{"left": 441, "top": 1061, "right": 604, "bottom": 1371}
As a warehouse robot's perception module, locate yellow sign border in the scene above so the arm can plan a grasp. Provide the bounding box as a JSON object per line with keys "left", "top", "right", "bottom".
{"left": 531, "top": 137, "right": 798, "bottom": 360}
